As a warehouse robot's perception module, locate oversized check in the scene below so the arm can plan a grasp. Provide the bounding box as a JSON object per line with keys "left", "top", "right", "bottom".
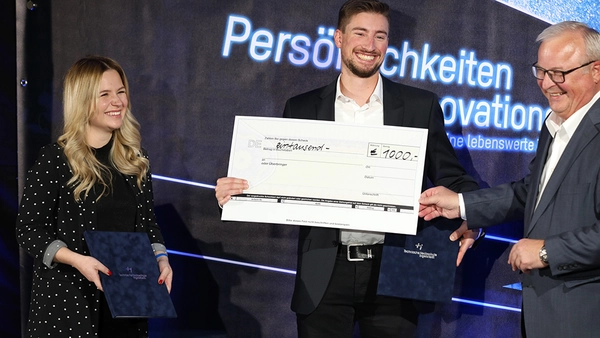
{"left": 221, "top": 116, "right": 428, "bottom": 235}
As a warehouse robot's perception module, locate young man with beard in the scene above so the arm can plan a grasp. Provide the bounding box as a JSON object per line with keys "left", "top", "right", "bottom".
{"left": 216, "top": 0, "right": 479, "bottom": 336}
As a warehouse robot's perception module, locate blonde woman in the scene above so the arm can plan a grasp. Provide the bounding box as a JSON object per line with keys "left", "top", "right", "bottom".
{"left": 17, "top": 55, "right": 172, "bottom": 337}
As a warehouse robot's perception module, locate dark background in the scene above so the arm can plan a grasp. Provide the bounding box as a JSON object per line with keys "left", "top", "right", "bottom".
{"left": 4, "top": 0, "right": 593, "bottom": 337}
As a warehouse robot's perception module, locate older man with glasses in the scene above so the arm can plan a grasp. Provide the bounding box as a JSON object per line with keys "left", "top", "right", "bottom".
{"left": 419, "top": 21, "right": 600, "bottom": 338}
{"left": 532, "top": 60, "right": 597, "bottom": 83}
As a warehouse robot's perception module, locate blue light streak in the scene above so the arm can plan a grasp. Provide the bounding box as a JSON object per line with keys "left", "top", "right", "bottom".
{"left": 152, "top": 174, "right": 215, "bottom": 189}
{"left": 167, "top": 249, "right": 297, "bottom": 275}
{"left": 451, "top": 297, "right": 521, "bottom": 312}
{"left": 485, "top": 234, "right": 518, "bottom": 244}
{"left": 503, "top": 282, "right": 523, "bottom": 290}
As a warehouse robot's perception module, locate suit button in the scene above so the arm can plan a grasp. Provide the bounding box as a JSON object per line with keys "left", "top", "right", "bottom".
{"left": 332, "top": 240, "right": 339, "bottom": 247}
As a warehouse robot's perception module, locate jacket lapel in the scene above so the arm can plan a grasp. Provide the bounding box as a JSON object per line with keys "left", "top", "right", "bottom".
{"left": 317, "top": 76, "right": 405, "bottom": 125}
{"left": 527, "top": 105, "right": 600, "bottom": 235}
{"left": 523, "top": 126, "right": 552, "bottom": 233}
{"left": 381, "top": 77, "right": 404, "bottom": 126}
{"left": 316, "top": 81, "right": 336, "bottom": 121}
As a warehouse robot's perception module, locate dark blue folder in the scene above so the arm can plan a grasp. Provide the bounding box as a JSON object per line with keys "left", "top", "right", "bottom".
{"left": 84, "top": 231, "right": 177, "bottom": 318}
{"left": 376, "top": 220, "right": 460, "bottom": 303}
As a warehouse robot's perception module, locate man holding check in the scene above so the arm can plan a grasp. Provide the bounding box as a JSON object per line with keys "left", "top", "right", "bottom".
{"left": 215, "top": 0, "right": 479, "bottom": 336}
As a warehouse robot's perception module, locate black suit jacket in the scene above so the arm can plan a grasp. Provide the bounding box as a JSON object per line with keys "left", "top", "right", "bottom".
{"left": 283, "top": 76, "right": 478, "bottom": 314}
{"left": 16, "top": 143, "right": 165, "bottom": 335}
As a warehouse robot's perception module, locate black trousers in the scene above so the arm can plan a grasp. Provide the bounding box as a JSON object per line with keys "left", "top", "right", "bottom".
{"left": 297, "top": 247, "right": 418, "bottom": 338}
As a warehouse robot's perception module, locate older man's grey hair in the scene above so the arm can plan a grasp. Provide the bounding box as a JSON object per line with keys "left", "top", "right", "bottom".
{"left": 536, "top": 21, "right": 600, "bottom": 61}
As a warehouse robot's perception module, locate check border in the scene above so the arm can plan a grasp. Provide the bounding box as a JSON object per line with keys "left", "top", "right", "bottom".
{"left": 222, "top": 116, "right": 428, "bottom": 235}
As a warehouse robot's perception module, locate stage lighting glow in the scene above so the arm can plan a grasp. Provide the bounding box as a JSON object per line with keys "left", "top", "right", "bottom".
{"left": 167, "top": 249, "right": 522, "bottom": 313}
{"left": 156, "top": 174, "right": 522, "bottom": 313}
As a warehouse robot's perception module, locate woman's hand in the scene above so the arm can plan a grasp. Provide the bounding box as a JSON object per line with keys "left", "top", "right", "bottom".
{"left": 156, "top": 255, "right": 173, "bottom": 293}
{"left": 55, "top": 247, "right": 111, "bottom": 291}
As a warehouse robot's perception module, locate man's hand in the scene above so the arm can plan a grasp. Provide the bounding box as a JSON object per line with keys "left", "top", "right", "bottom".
{"left": 215, "top": 177, "right": 249, "bottom": 207}
{"left": 508, "top": 239, "right": 547, "bottom": 273}
{"left": 418, "top": 186, "right": 461, "bottom": 221}
{"left": 450, "top": 221, "right": 479, "bottom": 266}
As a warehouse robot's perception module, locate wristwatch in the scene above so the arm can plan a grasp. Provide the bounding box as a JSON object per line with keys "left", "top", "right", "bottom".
{"left": 539, "top": 245, "right": 548, "bottom": 264}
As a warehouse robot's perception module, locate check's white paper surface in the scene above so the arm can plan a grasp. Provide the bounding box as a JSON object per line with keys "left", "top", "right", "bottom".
{"left": 222, "top": 116, "right": 428, "bottom": 235}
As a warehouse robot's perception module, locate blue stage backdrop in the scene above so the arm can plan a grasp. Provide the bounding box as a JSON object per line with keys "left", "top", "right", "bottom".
{"left": 15, "top": 0, "right": 599, "bottom": 337}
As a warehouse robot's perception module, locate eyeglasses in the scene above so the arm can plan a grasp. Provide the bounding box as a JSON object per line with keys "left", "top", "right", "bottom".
{"left": 532, "top": 60, "right": 597, "bottom": 83}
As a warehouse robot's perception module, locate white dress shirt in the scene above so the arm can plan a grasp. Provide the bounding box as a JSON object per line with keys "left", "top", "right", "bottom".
{"left": 535, "top": 93, "right": 596, "bottom": 207}
{"left": 459, "top": 90, "right": 600, "bottom": 219}
{"left": 335, "top": 74, "right": 386, "bottom": 245}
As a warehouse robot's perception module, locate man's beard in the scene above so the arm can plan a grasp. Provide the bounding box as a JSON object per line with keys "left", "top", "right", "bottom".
{"left": 344, "top": 57, "right": 382, "bottom": 78}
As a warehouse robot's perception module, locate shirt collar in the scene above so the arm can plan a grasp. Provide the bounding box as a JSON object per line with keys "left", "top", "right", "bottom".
{"left": 545, "top": 90, "right": 600, "bottom": 138}
{"left": 335, "top": 73, "right": 383, "bottom": 105}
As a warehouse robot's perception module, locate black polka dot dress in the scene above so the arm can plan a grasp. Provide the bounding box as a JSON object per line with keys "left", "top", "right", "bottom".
{"left": 16, "top": 142, "right": 167, "bottom": 337}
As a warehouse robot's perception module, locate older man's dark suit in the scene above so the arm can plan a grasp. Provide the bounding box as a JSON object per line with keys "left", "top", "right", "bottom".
{"left": 283, "top": 76, "right": 478, "bottom": 315}
{"left": 462, "top": 97, "right": 600, "bottom": 338}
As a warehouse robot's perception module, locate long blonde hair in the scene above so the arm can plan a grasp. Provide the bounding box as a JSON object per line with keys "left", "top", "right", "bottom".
{"left": 57, "top": 55, "right": 149, "bottom": 202}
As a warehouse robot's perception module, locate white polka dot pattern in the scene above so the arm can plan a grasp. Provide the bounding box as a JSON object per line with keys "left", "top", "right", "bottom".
{"left": 16, "top": 143, "right": 165, "bottom": 337}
